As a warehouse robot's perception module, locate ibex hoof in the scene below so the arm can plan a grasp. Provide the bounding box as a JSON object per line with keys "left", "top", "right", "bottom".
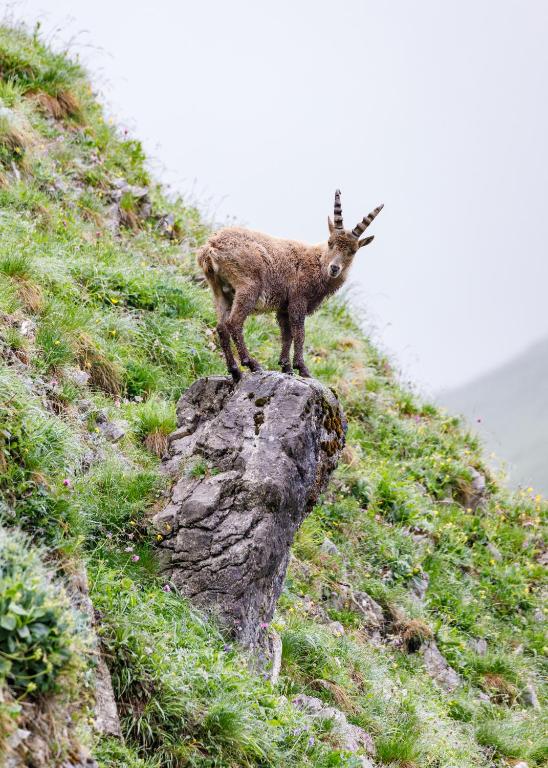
{"left": 296, "top": 367, "right": 311, "bottom": 378}
{"left": 281, "top": 363, "right": 293, "bottom": 375}
{"left": 242, "top": 358, "right": 262, "bottom": 373}
{"left": 229, "top": 365, "right": 242, "bottom": 382}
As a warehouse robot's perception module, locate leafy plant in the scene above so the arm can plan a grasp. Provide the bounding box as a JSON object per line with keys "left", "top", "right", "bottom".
{"left": 0, "top": 527, "right": 86, "bottom": 694}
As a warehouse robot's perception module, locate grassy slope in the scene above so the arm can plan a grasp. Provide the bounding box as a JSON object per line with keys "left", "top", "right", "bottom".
{"left": 0, "top": 23, "right": 545, "bottom": 768}
{"left": 441, "top": 337, "right": 548, "bottom": 495}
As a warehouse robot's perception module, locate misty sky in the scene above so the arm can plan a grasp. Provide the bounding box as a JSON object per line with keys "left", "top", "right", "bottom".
{"left": 16, "top": 0, "right": 548, "bottom": 392}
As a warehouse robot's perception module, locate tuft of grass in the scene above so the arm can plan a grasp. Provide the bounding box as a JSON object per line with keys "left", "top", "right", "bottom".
{"left": 76, "top": 336, "right": 123, "bottom": 396}
{"left": 131, "top": 396, "right": 176, "bottom": 458}
{"left": 75, "top": 461, "right": 162, "bottom": 540}
{"left": 0, "top": 251, "right": 31, "bottom": 279}
{"left": 35, "top": 322, "right": 74, "bottom": 372}
{"left": 0, "top": 106, "right": 32, "bottom": 166}
{"left": 32, "top": 89, "right": 81, "bottom": 121}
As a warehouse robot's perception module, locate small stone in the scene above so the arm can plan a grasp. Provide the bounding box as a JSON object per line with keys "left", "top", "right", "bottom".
{"left": 6, "top": 728, "right": 31, "bottom": 749}
{"left": 96, "top": 412, "right": 128, "bottom": 442}
{"left": 421, "top": 641, "right": 460, "bottom": 692}
{"left": 410, "top": 571, "right": 429, "bottom": 601}
{"left": 267, "top": 630, "right": 283, "bottom": 684}
{"left": 327, "top": 620, "right": 345, "bottom": 636}
{"left": 486, "top": 542, "right": 502, "bottom": 561}
{"left": 293, "top": 695, "right": 374, "bottom": 756}
{"left": 460, "top": 466, "right": 487, "bottom": 510}
{"left": 320, "top": 537, "right": 340, "bottom": 557}
{"left": 521, "top": 682, "right": 540, "bottom": 710}
{"left": 66, "top": 367, "right": 90, "bottom": 387}
{"left": 467, "top": 637, "right": 487, "bottom": 656}
{"left": 352, "top": 590, "right": 384, "bottom": 629}
{"left": 19, "top": 318, "right": 36, "bottom": 337}
{"left": 293, "top": 694, "right": 324, "bottom": 714}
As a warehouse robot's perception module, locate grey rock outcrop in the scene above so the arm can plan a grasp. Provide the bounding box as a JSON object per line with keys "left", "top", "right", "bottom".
{"left": 153, "top": 371, "right": 346, "bottom": 646}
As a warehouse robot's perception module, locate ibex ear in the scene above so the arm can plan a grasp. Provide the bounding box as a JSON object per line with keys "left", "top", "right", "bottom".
{"left": 328, "top": 216, "right": 335, "bottom": 234}
{"left": 358, "top": 235, "right": 374, "bottom": 248}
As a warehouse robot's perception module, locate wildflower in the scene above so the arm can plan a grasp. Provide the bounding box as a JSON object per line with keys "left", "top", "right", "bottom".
{"left": 260, "top": 622, "right": 269, "bottom": 629}
{"left": 106, "top": 532, "right": 113, "bottom": 539}
{"left": 308, "top": 736, "right": 315, "bottom": 747}
{"left": 62, "top": 478, "right": 71, "bottom": 487}
{"left": 156, "top": 534, "right": 163, "bottom": 541}
{"left": 131, "top": 554, "right": 140, "bottom": 562}
{"left": 223, "top": 644, "right": 232, "bottom": 652}
{"left": 124, "top": 545, "right": 134, "bottom": 552}
{"left": 130, "top": 520, "right": 137, "bottom": 526}
{"left": 162, "top": 584, "right": 171, "bottom": 592}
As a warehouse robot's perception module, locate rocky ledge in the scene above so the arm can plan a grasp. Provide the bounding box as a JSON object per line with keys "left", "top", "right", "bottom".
{"left": 153, "top": 371, "right": 346, "bottom": 647}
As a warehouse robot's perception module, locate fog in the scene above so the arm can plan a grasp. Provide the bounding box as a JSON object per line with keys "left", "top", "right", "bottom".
{"left": 16, "top": 0, "right": 548, "bottom": 392}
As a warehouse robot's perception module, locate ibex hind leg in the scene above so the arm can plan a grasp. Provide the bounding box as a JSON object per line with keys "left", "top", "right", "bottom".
{"left": 276, "top": 309, "right": 293, "bottom": 374}
{"left": 228, "top": 288, "right": 262, "bottom": 373}
{"left": 214, "top": 293, "right": 241, "bottom": 382}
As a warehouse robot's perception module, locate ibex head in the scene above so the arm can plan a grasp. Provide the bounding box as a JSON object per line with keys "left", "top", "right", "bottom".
{"left": 326, "top": 189, "right": 383, "bottom": 279}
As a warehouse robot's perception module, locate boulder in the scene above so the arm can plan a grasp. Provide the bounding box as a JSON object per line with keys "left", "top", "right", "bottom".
{"left": 153, "top": 372, "right": 346, "bottom": 647}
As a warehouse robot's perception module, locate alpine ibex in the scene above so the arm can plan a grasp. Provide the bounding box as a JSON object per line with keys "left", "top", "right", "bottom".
{"left": 198, "top": 190, "right": 383, "bottom": 380}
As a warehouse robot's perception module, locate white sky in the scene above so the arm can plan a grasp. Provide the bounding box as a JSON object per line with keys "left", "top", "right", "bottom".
{"left": 12, "top": 0, "right": 548, "bottom": 392}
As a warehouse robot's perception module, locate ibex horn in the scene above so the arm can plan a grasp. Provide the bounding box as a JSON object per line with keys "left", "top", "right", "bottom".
{"left": 333, "top": 189, "right": 344, "bottom": 230}
{"left": 351, "top": 204, "right": 384, "bottom": 239}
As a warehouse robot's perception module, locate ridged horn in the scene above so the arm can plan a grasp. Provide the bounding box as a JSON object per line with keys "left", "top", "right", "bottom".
{"left": 351, "top": 203, "right": 384, "bottom": 239}
{"left": 333, "top": 189, "right": 344, "bottom": 230}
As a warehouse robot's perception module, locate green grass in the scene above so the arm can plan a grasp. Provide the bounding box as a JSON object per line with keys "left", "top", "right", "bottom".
{"left": 0, "top": 18, "right": 545, "bottom": 768}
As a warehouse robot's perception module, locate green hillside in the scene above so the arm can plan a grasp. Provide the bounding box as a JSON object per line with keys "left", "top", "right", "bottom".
{"left": 0, "top": 23, "right": 546, "bottom": 768}
{"left": 441, "top": 338, "right": 548, "bottom": 495}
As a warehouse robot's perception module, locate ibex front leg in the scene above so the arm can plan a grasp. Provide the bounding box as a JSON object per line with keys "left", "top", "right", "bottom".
{"left": 289, "top": 306, "right": 311, "bottom": 378}
{"left": 276, "top": 308, "right": 293, "bottom": 374}
{"left": 227, "top": 288, "right": 262, "bottom": 373}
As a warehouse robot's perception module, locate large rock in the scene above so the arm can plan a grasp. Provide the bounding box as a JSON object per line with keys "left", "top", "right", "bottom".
{"left": 153, "top": 372, "right": 346, "bottom": 646}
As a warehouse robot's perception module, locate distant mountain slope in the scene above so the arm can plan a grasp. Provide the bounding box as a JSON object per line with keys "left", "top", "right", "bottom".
{"left": 441, "top": 337, "right": 548, "bottom": 494}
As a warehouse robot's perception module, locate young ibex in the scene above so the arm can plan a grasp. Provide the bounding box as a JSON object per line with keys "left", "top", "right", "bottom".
{"left": 198, "top": 190, "right": 383, "bottom": 380}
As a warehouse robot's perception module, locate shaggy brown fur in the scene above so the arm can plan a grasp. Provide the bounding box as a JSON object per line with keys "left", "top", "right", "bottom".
{"left": 198, "top": 190, "right": 383, "bottom": 380}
